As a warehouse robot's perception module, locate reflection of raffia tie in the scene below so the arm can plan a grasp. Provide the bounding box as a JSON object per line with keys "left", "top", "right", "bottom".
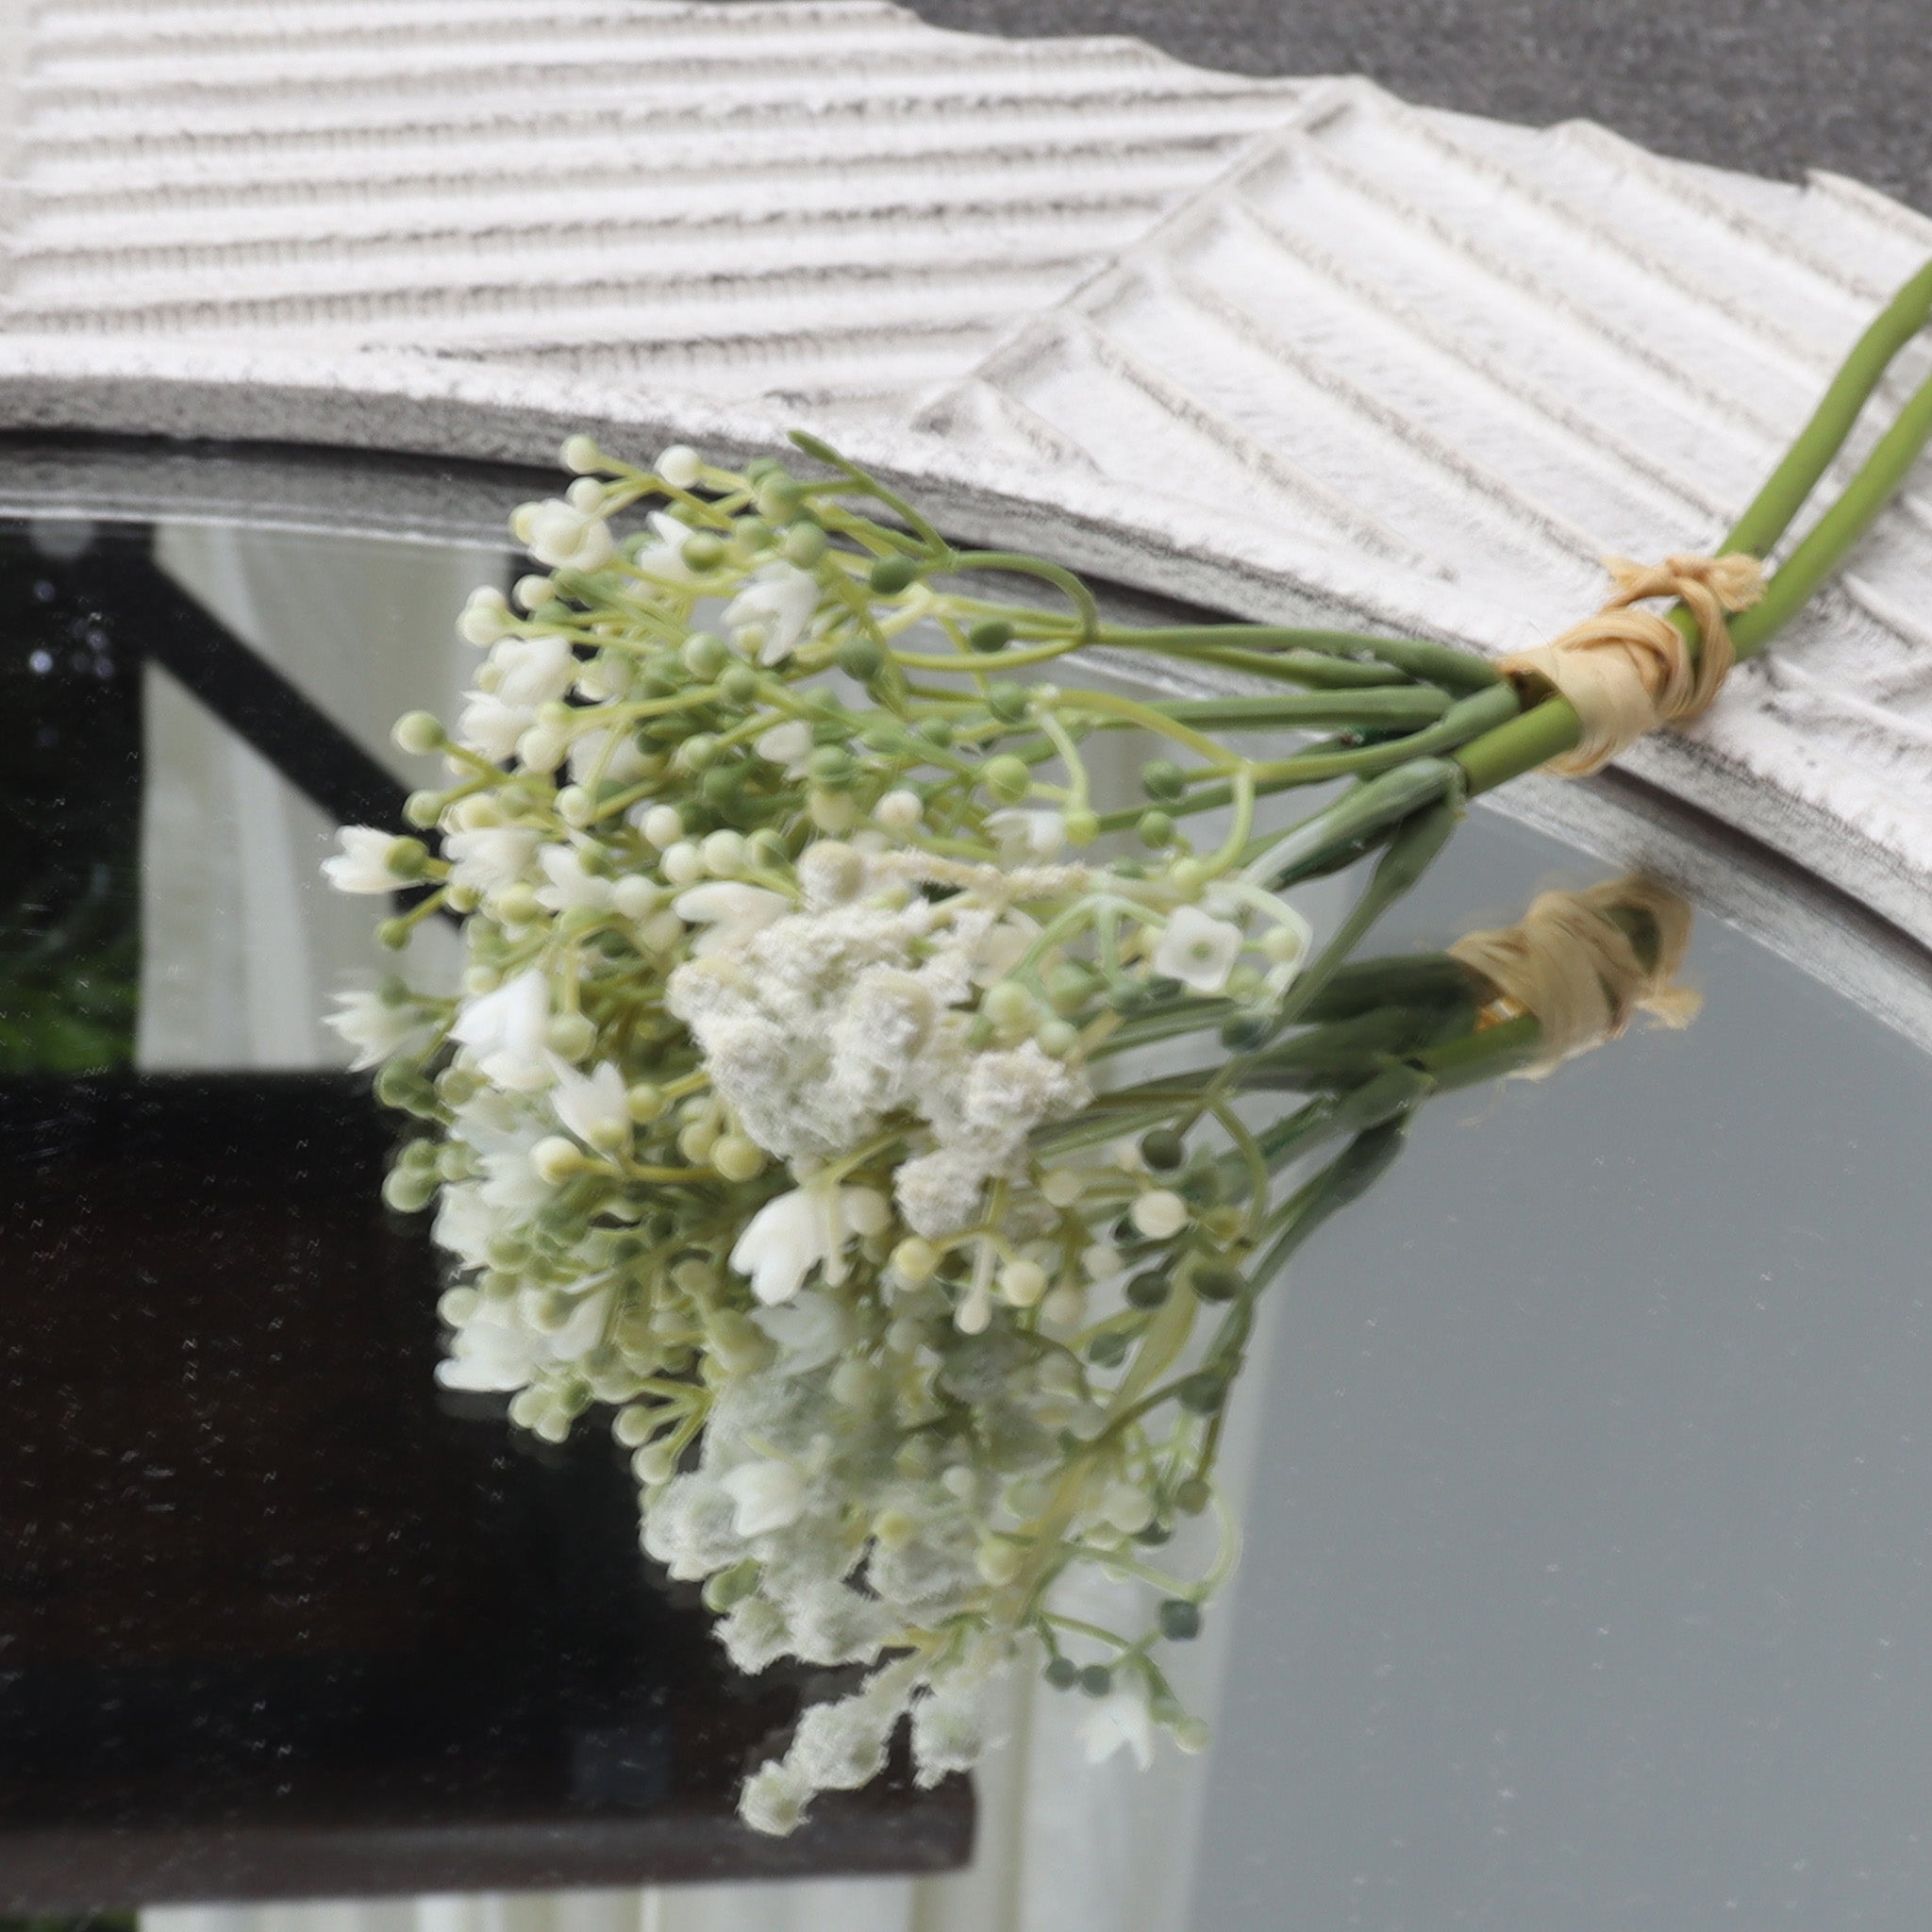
{"left": 1498, "top": 553, "right": 1766, "bottom": 776}
{"left": 1449, "top": 876, "right": 1702, "bottom": 1074}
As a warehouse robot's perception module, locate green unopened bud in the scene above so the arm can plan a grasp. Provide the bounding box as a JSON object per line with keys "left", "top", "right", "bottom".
{"left": 782, "top": 522, "right": 827, "bottom": 567}
{"left": 1078, "top": 1664, "right": 1113, "bottom": 1698}
{"left": 383, "top": 835, "right": 429, "bottom": 880}
{"left": 391, "top": 710, "right": 445, "bottom": 756}
{"left": 968, "top": 618, "right": 1013, "bottom": 653}
{"left": 1141, "top": 758, "right": 1186, "bottom": 801}
{"left": 807, "top": 744, "right": 856, "bottom": 788}
{"left": 1158, "top": 1598, "right": 1203, "bottom": 1641}
{"left": 547, "top": 1011, "right": 596, "bottom": 1060}
{"left": 403, "top": 790, "right": 445, "bottom": 828}
{"left": 1175, "top": 1476, "right": 1213, "bottom": 1515}
{"left": 1176, "top": 1371, "right": 1226, "bottom": 1414}
{"left": 917, "top": 717, "right": 955, "bottom": 748}
{"left": 1126, "top": 1269, "right": 1170, "bottom": 1309}
{"left": 677, "top": 733, "right": 720, "bottom": 771}
{"left": 381, "top": 1164, "right": 437, "bottom": 1213}
{"left": 987, "top": 680, "right": 1029, "bottom": 722}
{"left": 836, "top": 636, "right": 885, "bottom": 681}
{"left": 681, "top": 630, "right": 731, "bottom": 678}
{"left": 983, "top": 980, "right": 1037, "bottom": 1035}
{"left": 983, "top": 754, "right": 1030, "bottom": 804}
{"left": 869, "top": 554, "right": 919, "bottom": 593}
{"left": 679, "top": 532, "right": 726, "bottom": 572}
{"left": 754, "top": 475, "right": 805, "bottom": 524}
{"left": 1044, "top": 1656, "right": 1080, "bottom": 1691}
{"left": 1064, "top": 808, "right": 1100, "bottom": 847}
{"left": 1137, "top": 809, "right": 1174, "bottom": 849}
{"left": 718, "top": 662, "right": 758, "bottom": 705}
{"left": 1190, "top": 1263, "right": 1244, "bottom": 1305}
{"left": 1036, "top": 1017, "right": 1079, "bottom": 1058}
{"left": 735, "top": 515, "right": 775, "bottom": 551}
{"left": 702, "top": 1557, "right": 762, "bottom": 1611}
{"left": 1140, "top": 1127, "right": 1186, "bottom": 1172}
{"left": 625, "top": 1083, "right": 667, "bottom": 1123}
{"left": 1088, "top": 1330, "right": 1131, "bottom": 1368}
{"left": 494, "top": 882, "right": 541, "bottom": 925}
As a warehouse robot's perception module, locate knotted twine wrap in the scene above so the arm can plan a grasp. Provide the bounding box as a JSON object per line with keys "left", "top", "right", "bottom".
{"left": 1448, "top": 875, "right": 1701, "bottom": 1074}
{"left": 1499, "top": 553, "right": 1768, "bottom": 776}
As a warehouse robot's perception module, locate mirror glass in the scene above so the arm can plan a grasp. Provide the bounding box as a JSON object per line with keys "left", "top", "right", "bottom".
{"left": 8, "top": 461, "right": 1932, "bottom": 1932}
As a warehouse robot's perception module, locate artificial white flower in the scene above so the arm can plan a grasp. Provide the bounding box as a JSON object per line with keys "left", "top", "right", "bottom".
{"left": 657, "top": 442, "right": 703, "bottom": 490}
{"left": 549, "top": 1056, "right": 629, "bottom": 1149}
{"left": 729, "top": 1185, "right": 887, "bottom": 1305}
{"left": 672, "top": 880, "right": 791, "bottom": 957}
{"left": 456, "top": 691, "right": 533, "bottom": 763}
{"left": 630, "top": 509, "right": 706, "bottom": 586}
{"left": 985, "top": 808, "right": 1067, "bottom": 866}
{"left": 1078, "top": 1683, "right": 1157, "bottom": 1770}
{"left": 565, "top": 724, "right": 653, "bottom": 790}
{"left": 1152, "top": 903, "right": 1245, "bottom": 994}
{"left": 738, "top": 1761, "right": 812, "bottom": 1837}
{"left": 489, "top": 631, "right": 577, "bottom": 708}
{"left": 515, "top": 496, "right": 615, "bottom": 573}
{"left": 323, "top": 826, "right": 411, "bottom": 894}
{"left": 751, "top": 1289, "right": 852, "bottom": 1375}
{"left": 443, "top": 824, "right": 541, "bottom": 898}
{"left": 457, "top": 585, "right": 512, "bottom": 646}
{"left": 724, "top": 562, "right": 820, "bottom": 665}
{"left": 721, "top": 1457, "right": 807, "bottom": 1537}
{"left": 325, "top": 987, "right": 433, "bottom": 1069}
{"left": 450, "top": 969, "right": 553, "bottom": 1092}
{"left": 533, "top": 842, "right": 614, "bottom": 913}
{"left": 754, "top": 718, "right": 813, "bottom": 774}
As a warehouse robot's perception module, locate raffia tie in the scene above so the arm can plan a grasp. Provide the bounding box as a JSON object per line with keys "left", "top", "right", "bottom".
{"left": 1499, "top": 553, "right": 1767, "bottom": 776}
{"left": 1448, "top": 875, "right": 1702, "bottom": 1074}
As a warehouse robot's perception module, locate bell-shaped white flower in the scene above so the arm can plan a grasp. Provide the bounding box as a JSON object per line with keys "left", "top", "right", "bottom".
{"left": 673, "top": 881, "right": 790, "bottom": 958}
{"left": 754, "top": 718, "right": 813, "bottom": 774}
{"left": 450, "top": 968, "right": 552, "bottom": 1092}
{"left": 984, "top": 808, "right": 1066, "bottom": 867}
{"left": 724, "top": 562, "right": 819, "bottom": 665}
{"left": 325, "top": 987, "right": 433, "bottom": 1069}
{"left": 456, "top": 691, "right": 533, "bottom": 763}
{"left": 630, "top": 509, "right": 707, "bottom": 586}
{"left": 1077, "top": 1682, "right": 1156, "bottom": 1770}
{"left": 443, "top": 824, "right": 541, "bottom": 897}
{"left": 515, "top": 496, "right": 614, "bottom": 573}
{"left": 721, "top": 1457, "right": 807, "bottom": 1537}
{"left": 549, "top": 1055, "right": 629, "bottom": 1150}
{"left": 533, "top": 842, "right": 614, "bottom": 913}
{"left": 1151, "top": 904, "right": 1244, "bottom": 994}
{"left": 729, "top": 1184, "right": 888, "bottom": 1305}
{"left": 488, "top": 630, "right": 577, "bottom": 708}
{"left": 322, "top": 825, "right": 411, "bottom": 894}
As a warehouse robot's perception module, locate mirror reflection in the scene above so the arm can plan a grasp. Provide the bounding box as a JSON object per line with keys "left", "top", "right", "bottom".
{"left": 8, "top": 487, "right": 1932, "bottom": 1932}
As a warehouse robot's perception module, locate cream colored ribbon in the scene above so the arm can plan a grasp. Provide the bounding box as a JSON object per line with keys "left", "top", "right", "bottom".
{"left": 1499, "top": 553, "right": 1767, "bottom": 775}
{"left": 1449, "top": 875, "right": 1701, "bottom": 1074}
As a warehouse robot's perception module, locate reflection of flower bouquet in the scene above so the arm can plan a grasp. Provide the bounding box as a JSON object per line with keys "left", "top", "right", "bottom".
{"left": 330, "top": 260, "right": 1932, "bottom": 1831}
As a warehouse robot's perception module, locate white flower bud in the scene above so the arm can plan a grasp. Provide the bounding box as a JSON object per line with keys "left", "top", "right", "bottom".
{"left": 640, "top": 803, "right": 685, "bottom": 849}
{"left": 513, "top": 573, "right": 555, "bottom": 611}
{"left": 560, "top": 434, "right": 604, "bottom": 474}
{"left": 657, "top": 443, "right": 703, "bottom": 490}
{"left": 874, "top": 789, "right": 923, "bottom": 830}
{"left": 701, "top": 829, "right": 746, "bottom": 877}
{"left": 611, "top": 874, "right": 663, "bottom": 920}
{"left": 531, "top": 1136, "right": 583, "bottom": 1184}
{"left": 661, "top": 840, "right": 706, "bottom": 886}
{"left": 1130, "top": 1189, "right": 1189, "bottom": 1240}
{"left": 457, "top": 586, "right": 512, "bottom": 646}
{"left": 999, "top": 1258, "right": 1048, "bottom": 1307}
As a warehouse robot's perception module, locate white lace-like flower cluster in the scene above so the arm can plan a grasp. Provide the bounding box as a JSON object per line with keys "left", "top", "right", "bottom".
{"left": 325, "top": 436, "right": 1333, "bottom": 1834}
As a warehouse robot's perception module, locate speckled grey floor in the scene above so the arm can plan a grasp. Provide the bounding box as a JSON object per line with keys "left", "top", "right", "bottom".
{"left": 898, "top": 0, "right": 1932, "bottom": 209}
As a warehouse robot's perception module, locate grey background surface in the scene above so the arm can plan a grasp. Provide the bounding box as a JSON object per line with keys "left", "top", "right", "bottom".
{"left": 896, "top": 0, "right": 1932, "bottom": 211}
{"left": 1198, "top": 804, "right": 1932, "bottom": 1930}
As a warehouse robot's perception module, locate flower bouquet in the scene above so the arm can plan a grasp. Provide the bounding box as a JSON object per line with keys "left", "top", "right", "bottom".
{"left": 326, "top": 259, "right": 1932, "bottom": 1831}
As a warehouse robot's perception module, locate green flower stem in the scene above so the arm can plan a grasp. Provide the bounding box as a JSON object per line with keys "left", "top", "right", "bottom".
{"left": 1454, "top": 257, "right": 1932, "bottom": 798}
{"left": 1155, "top": 687, "right": 1452, "bottom": 731}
